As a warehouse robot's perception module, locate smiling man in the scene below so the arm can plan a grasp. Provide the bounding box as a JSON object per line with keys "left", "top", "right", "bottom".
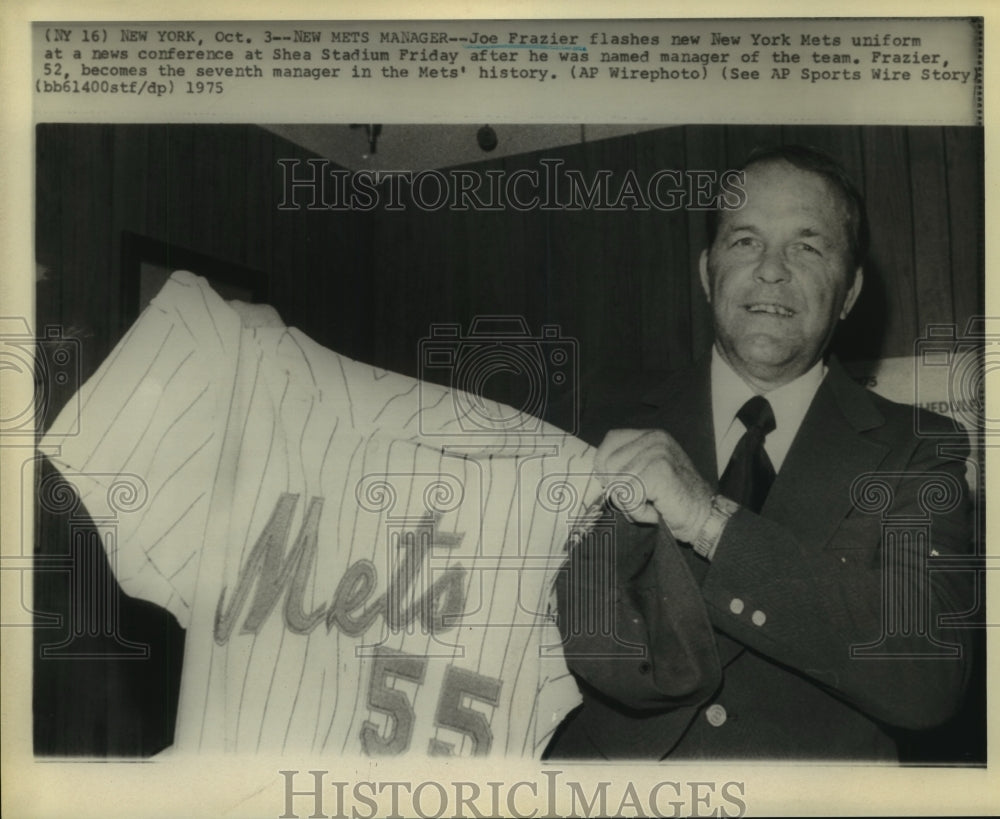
{"left": 702, "top": 156, "right": 863, "bottom": 394}
{"left": 547, "top": 145, "right": 976, "bottom": 760}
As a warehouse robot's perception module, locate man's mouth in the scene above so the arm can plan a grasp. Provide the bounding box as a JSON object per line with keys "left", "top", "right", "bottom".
{"left": 744, "top": 302, "right": 795, "bottom": 317}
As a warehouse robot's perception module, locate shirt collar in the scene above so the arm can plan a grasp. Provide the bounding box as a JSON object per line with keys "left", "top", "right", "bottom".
{"left": 710, "top": 346, "right": 827, "bottom": 472}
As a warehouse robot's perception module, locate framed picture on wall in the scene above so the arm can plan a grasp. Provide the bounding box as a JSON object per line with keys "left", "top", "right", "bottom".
{"left": 119, "top": 231, "right": 269, "bottom": 329}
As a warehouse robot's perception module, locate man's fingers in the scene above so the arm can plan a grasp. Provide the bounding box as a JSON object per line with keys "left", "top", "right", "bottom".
{"left": 595, "top": 428, "right": 696, "bottom": 528}
{"left": 595, "top": 428, "right": 644, "bottom": 473}
{"left": 603, "top": 473, "right": 655, "bottom": 523}
{"left": 625, "top": 503, "right": 660, "bottom": 526}
{"left": 597, "top": 429, "right": 667, "bottom": 474}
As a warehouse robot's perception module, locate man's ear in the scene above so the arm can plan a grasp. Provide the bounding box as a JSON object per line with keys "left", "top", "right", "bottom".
{"left": 840, "top": 267, "right": 863, "bottom": 319}
{"left": 698, "top": 249, "right": 712, "bottom": 303}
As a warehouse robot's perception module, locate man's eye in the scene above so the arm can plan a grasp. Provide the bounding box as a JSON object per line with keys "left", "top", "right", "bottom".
{"left": 795, "top": 242, "right": 822, "bottom": 256}
{"left": 731, "top": 236, "right": 758, "bottom": 249}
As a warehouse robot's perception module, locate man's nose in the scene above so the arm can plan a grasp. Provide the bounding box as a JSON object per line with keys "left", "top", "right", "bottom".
{"left": 754, "top": 247, "right": 790, "bottom": 283}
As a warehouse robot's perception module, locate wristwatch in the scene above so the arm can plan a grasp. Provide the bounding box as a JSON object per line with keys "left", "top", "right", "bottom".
{"left": 691, "top": 494, "right": 739, "bottom": 559}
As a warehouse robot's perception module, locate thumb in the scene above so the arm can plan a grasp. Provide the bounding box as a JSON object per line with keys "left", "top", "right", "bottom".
{"left": 627, "top": 503, "right": 661, "bottom": 525}
{"left": 604, "top": 476, "right": 659, "bottom": 525}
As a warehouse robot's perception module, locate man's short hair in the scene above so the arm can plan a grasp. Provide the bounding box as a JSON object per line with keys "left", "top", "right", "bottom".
{"left": 707, "top": 144, "right": 870, "bottom": 270}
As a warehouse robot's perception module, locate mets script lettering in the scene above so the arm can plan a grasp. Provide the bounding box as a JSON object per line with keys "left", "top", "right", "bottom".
{"left": 213, "top": 493, "right": 468, "bottom": 643}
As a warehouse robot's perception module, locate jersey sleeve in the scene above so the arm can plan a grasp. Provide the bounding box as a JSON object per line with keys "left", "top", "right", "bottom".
{"left": 40, "top": 271, "right": 243, "bottom": 627}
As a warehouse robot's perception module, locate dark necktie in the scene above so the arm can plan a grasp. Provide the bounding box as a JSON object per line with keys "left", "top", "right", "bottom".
{"left": 718, "top": 395, "right": 776, "bottom": 513}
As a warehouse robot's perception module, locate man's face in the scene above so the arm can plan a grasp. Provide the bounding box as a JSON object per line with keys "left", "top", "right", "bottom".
{"left": 699, "top": 159, "right": 863, "bottom": 391}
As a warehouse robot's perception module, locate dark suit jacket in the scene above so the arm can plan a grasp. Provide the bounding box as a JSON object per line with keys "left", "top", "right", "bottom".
{"left": 548, "top": 357, "right": 975, "bottom": 760}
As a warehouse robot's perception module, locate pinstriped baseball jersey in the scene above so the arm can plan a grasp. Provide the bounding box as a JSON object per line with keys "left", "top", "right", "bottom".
{"left": 42, "top": 271, "right": 601, "bottom": 757}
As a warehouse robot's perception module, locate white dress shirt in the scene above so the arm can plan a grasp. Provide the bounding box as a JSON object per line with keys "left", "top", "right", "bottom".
{"left": 710, "top": 346, "right": 827, "bottom": 478}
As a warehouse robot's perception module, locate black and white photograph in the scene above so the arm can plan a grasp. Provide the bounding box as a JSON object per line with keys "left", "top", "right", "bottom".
{"left": 2, "top": 6, "right": 996, "bottom": 819}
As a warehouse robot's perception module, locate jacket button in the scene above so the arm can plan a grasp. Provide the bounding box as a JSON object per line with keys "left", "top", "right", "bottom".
{"left": 705, "top": 704, "right": 727, "bottom": 727}
{"left": 751, "top": 610, "right": 767, "bottom": 626}
{"left": 729, "top": 598, "right": 744, "bottom": 615}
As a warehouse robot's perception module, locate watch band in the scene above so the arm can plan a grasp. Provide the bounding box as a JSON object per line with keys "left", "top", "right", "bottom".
{"left": 691, "top": 494, "right": 739, "bottom": 559}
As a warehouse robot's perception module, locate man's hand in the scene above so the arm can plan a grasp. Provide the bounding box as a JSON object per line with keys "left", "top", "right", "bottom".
{"left": 595, "top": 429, "right": 714, "bottom": 542}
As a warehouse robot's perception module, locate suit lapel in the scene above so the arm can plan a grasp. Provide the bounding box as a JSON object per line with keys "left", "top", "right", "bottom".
{"left": 641, "top": 361, "right": 718, "bottom": 485}
{"left": 763, "top": 359, "right": 890, "bottom": 548}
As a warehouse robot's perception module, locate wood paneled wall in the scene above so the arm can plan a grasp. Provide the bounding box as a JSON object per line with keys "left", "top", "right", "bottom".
{"left": 36, "top": 123, "right": 983, "bottom": 430}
